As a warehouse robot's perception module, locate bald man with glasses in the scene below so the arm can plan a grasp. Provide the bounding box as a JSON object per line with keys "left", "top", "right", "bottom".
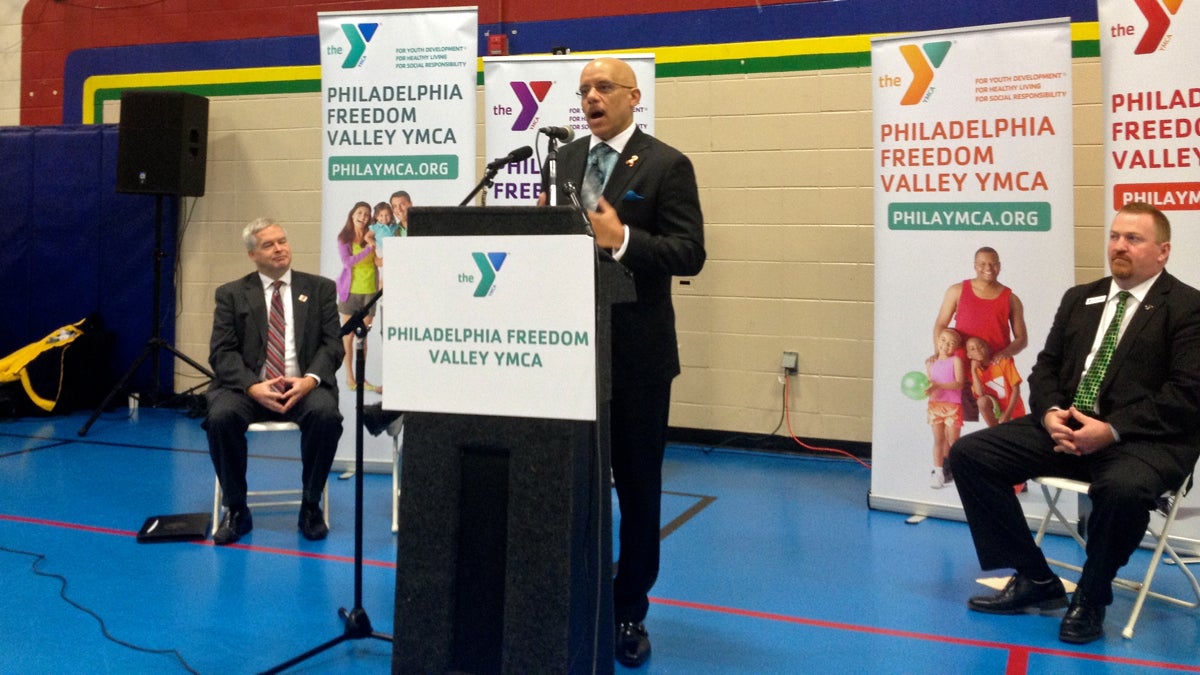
{"left": 541, "top": 57, "right": 706, "bottom": 668}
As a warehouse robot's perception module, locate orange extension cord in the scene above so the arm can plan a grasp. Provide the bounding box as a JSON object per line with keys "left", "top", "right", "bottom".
{"left": 782, "top": 373, "right": 872, "bottom": 470}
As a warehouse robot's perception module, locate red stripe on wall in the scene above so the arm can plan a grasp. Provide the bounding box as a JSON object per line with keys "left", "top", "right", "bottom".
{"left": 19, "top": 0, "right": 805, "bottom": 125}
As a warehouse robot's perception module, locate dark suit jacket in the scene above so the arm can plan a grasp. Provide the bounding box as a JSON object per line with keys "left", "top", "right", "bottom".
{"left": 549, "top": 127, "right": 706, "bottom": 385}
{"left": 1028, "top": 271, "right": 1200, "bottom": 480}
{"left": 207, "top": 270, "right": 343, "bottom": 396}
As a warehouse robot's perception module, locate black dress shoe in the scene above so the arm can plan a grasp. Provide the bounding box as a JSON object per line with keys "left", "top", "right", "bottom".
{"left": 1059, "top": 591, "right": 1105, "bottom": 644}
{"left": 615, "top": 621, "right": 650, "bottom": 668}
{"left": 967, "top": 574, "right": 1068, "bottom": 614}
{"left": 298, "top": 504, "right": 329, "bottom": 541}
{"left": 212, "top": 508, "right": 252, "bottom": 545}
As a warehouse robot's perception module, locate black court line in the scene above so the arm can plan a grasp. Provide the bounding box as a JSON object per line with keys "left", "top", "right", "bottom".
{"left": 661, "top": 490, "right": 717, "bottom": 540}
{"left": 0, "top": 439, "right": 73, "bottom": 460}
{"left": 0, "top": 432, "right": 304, "bottom": 465}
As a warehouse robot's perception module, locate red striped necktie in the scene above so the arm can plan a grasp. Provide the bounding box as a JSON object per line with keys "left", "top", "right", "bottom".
{"left": 265, "top": 280, "right": 287, "bottom": 392}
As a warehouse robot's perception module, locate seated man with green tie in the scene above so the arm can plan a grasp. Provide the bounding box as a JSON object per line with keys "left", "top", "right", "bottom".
{"left": 948, "top": 201, "right": 1200, "bottom": 644}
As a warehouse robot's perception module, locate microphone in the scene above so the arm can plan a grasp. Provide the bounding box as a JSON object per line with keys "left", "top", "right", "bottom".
{"left": 486, "top": 145, "right": 533, "bottom": 170}
{"left": 564, "top": 181, "right": 582, "bottom": 207}
{"left": 538, "top": 126, "right": 575, "bottom": 142}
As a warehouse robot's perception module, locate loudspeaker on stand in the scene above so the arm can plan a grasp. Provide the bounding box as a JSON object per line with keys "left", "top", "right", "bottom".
{"left": 116, "top": 90, "right": 209, "bottom": 196}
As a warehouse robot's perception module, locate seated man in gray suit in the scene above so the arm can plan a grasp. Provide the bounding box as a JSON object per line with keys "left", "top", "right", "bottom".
{"left": 205, "top": 217, "right": 344, "bottom": 544}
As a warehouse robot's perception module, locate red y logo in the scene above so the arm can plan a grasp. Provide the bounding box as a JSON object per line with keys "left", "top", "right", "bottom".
{"left": 1134, "top": 0, "right": 1183, "bottom": 54}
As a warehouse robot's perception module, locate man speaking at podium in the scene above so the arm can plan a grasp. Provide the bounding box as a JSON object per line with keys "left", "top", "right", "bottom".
{"left": 541, "top": 57, "right": 706, "bottom": 667}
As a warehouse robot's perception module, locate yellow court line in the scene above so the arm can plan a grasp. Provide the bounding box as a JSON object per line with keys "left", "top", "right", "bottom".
{"left": 589, "top": 34, "right": 883, "bottom": 64}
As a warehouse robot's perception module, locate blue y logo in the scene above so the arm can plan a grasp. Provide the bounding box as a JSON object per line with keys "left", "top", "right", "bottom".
{"left": 340, "top": 23, "right": 379, "bottom": 68}
{"left": 472, "top": 252, "right": 507, "bottom": 297}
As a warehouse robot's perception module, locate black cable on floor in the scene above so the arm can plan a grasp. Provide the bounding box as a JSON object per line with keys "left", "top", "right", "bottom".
{"left": 698, "top": 376, "right": 788, "bottom": 454}
{"left": 0, "top": 544, "right": 199, "bottom": 674}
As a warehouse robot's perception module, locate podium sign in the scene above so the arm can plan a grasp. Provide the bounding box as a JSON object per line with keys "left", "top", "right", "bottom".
{"left": 380, "top": 234, "right": 597, "bottom": 421}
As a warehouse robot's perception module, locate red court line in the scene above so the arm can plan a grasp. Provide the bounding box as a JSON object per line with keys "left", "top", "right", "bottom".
{"left": 1, "top": 513, "right": 133, "bottom": 538}
{"left": 1006, "top": 648, "right": 1029, "bottom": 675}
{"left": 652, "top": 596, "right": 1200, "bottom": 673}
{"left": 9, "top": 512, "right": 1195, "bottom": 670}
{"left": 0, "top": 513, "right": 395, "bottom": 568}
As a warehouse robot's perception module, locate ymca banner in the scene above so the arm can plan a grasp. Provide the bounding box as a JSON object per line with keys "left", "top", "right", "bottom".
{"left": 1100, "top": 0, "right": 1200, "bottom": 283}
{"left": 482, "top": 54, "right": 656, "bottom": 206}
{"left": 870, "top": 19, "right": 1075, "bottom": 520}
{"left": 1100, "top": 0, "right": 1200, "bottom": 551}
{"left": 318, "top": 7, "right": 477, "bottom": 467}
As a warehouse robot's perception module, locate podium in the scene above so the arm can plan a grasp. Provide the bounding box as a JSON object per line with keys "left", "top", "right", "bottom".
{"left": 386, "top": 207, "right": 635, "bottom": 674}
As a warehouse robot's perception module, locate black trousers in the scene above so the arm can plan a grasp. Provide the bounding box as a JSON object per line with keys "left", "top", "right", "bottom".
{"left": 611, "top": 380, "right": 672, "bottom": 625}
{"left": 948, "top": 415, "right": 1174, "bottom": 605}
{"left": 205, "top": 385, "right": 343, "bottom": 508}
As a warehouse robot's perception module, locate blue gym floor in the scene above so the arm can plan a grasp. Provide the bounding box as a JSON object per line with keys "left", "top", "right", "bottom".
{"left": 1, "top": 407, "right": 1197, "bottom": 673}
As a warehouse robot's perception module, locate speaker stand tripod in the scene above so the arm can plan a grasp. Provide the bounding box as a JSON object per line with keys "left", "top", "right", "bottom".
{"left": 78, "top": 194, "right": 213, "bottom": 437}
{"left": 263, "top": 290, "right": 392, "bottom": 673}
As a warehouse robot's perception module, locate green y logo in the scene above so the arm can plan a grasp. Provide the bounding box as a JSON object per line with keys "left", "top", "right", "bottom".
{"left": 472, "top": 252, "right": 507, "bottom": 297}
{"left": 340, "top": 23, "right": 379, "bottom": 68}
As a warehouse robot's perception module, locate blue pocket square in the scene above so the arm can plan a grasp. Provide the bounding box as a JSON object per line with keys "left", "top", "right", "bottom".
{"left": 622, "top": 190, "right": 645, "bottom": 202}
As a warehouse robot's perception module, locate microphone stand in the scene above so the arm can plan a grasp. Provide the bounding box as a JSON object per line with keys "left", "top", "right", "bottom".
{"left": 563, "top": 181, "right": 595, "bottom": 238}
{"left": 78, "top": 193, "right": 214, "bottom": 436}
{"left": 460, "top": 163, "right": 501, "bottom": 207}
{"left": 546, "top": 137, "right": 560, "bottom": 206}
{"left": 262, "top": 289, "right": 391, "bottom": 673}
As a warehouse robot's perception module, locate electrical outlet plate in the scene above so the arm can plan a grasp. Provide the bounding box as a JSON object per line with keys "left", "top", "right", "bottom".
{"left": 781, "top": 351, "right": 798, "bottom": 372}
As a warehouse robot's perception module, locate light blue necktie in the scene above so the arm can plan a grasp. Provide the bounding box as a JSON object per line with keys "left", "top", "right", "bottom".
{"left": 580, "top": 143, "right": 617, "bottom": 211}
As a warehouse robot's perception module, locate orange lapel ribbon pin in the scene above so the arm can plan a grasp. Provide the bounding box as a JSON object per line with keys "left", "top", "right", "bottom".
{"left": 626, "top": 155, "right": 639, "bottom": 167}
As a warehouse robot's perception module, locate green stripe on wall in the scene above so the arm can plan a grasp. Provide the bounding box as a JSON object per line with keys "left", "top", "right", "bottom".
{"left": 1072, "top": 40, "right": 1099, "bottom": 58}
{"left": 659, "top": 51, "right": 872, "bottom": 77}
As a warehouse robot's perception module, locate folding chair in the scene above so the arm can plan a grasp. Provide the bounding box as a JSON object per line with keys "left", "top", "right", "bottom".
{"left": 390, "top": 414, "right": 405, "bottom": 533}
{"left": 1031, "top": 475, "right": 1200, "bottom": 638}
{"left": 211, "top": 421, "right": 330, "bottom": 529}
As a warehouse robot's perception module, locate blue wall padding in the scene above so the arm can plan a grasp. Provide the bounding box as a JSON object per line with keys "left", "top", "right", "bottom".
{"left": 0, "top": 124, "right": 178, "bottom": 398}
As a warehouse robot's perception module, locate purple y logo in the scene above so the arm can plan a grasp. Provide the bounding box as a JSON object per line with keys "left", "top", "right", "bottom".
{"left": 509, "top": 81, "right": 554, "bottom": 131}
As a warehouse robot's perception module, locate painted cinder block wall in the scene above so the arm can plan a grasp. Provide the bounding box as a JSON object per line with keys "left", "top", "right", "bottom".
{"left": 5, "top": 1, "right": 1107, "bottom": 445}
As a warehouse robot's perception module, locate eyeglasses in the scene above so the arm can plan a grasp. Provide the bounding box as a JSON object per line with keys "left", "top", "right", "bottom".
{"left": 576, "top": 81, "right": 634, "bottom": 98}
